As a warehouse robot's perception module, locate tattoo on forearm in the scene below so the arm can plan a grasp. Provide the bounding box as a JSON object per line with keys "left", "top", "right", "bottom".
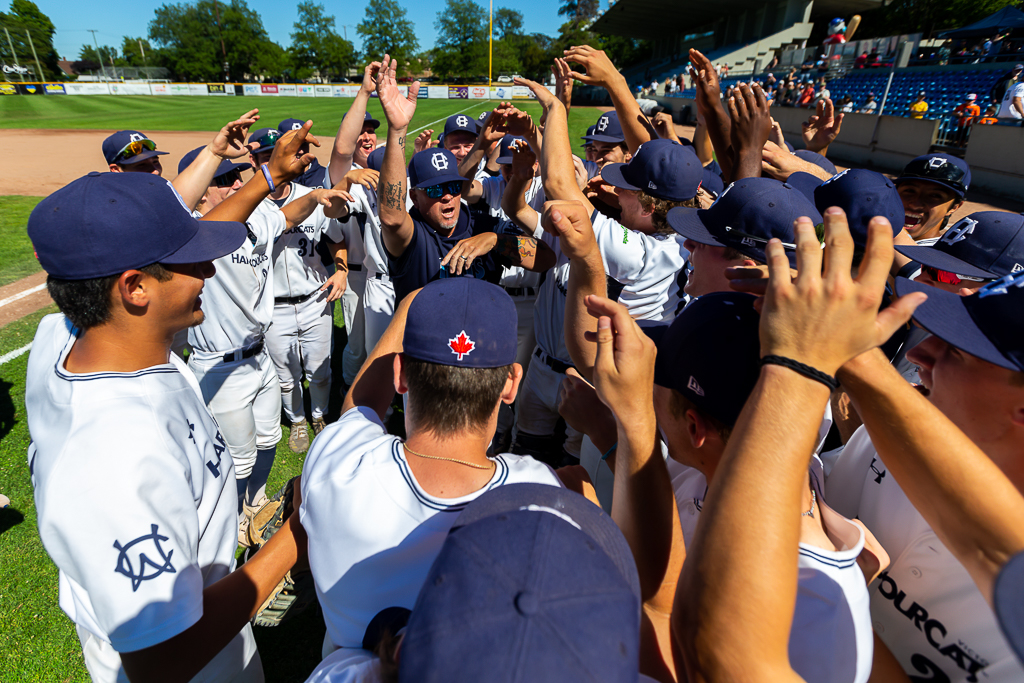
{"left": 383, "top": 181, "right": 403, "bottom": 209}
{"left": 495, "top": 235, "right": 537, "bottom": 262}
{"left": 397, "top": 136, "right": 405, "bottom": 147}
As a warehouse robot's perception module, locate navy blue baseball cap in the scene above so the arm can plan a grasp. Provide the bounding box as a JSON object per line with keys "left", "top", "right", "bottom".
{"left": 102, "top": 130, "right": 168, "bottom": 166}
{"left": 793, "top": 149, "right": 837, "bottom": 176}
{"left": 996, "top": 551, "right": 1024, "bottom": 665}
{"left": 655, "top": 292, "right": 762, "bottom": 427}
{"left": 896, "top": 212, "right": 1024, "bottom": 280}
{"left": 365, "top": 146, "right": 385, "bottom": 173}
{"left": 495, "top": 134, "right": 526, "bottom": 165}
{"left": 701, "top": 159, "right": 726, "bottom": 197}
{"left": 895, "top": 271, "right": 1024, "bottom": 372}
{"left": 177, "top": 146, "right": 252, "bottom": 180}
{"left": 897, "top": 153, "right": 971, "bottom": 199}
{"left": 581, "top": 124, "right": 596, "bottom": 147}
{"left": 442, "top": 113, "right": 479, "bottom": 139}
{"left": 789, "top": 169, "right": 904, "bottom": 246}
{"left": 28, "top": 172, "right": 246, "bottom": 280}
{"left": 247, "top": 127, "right": 281, "bottom": 154}
{"left": 399, "top": 484, "right": 641, "bottom": 683}
{"left": 668, "top": 177, "right": 823, "bottom": 267}
{"left": 602, "top": 139, "right": 702, "bottom": 202}
{"left": 403, "top": 278, "right": 517, "bottom": 368}
{"left": 407, "top": 149, "right": 465, "bottom": 190}
{"left": 585, "top": 110, "right": 625, "bottom": 144}
{"left": 277, "top": 117, "right": 307, "bottom": 134}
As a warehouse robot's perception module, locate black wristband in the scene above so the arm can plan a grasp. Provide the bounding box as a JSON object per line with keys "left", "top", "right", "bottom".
{"left": 761, "top": 355, "right": 840, "bottom": 391}
{"left": 896, "top": 260, "right": 921, "bottom": 280}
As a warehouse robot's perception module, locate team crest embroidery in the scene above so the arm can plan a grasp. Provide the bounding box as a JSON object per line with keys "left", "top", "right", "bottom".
{"left": 978, "top": 270, "right": 1024, "bottom": 298}
{"left": 940, "top": 217, "right": 977, "bottom": 245}
{"left": 597, "top": 116, "right": 610, "bottom": 132}
{"left": 128, "top": 132, "right": 145, "bottom": 143}
{"left": 927, "top": 157, "right": 947, "bottom": 170}
{"left": 448, "top": 330, "right": 475, "bottom": 361}
{"left": 291, "top": 122, "right": 302, "bottom": 130}
{"left": 456, "top": 115, "right": 469, "bottom": 128}
{"left": 431, "top": 152, "right": 449, "bottom": 171}
{"left": 113, "top": 524, "right": 176, "bottom": 591}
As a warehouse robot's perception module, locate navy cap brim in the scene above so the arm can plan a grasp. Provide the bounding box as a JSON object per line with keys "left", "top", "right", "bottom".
{"left": 895, "top": 175, "right": 965, "bottom": 199}
{"left": 601, "top": 163, "right": 641, "bottom": 192}
{"left": 667, "top": 207, "right": 724, "bottom": 246}
{"left": 160, "top": 219, "right": 247, "bottom": 265}
{"left": 895, "top": 245, "right": 999, "bottom": 280}
{"left": 365, "top": 119, "right": 381, "bottom": 130}
{"left": 119, "top": 149, "right": 168, "bottom": 165}
{"left": 496, "top": 155, "right": 513, "bottom": 165}
{"left": 995, "top": 551, "right": 1024, "bottom": 665}
{"left": 410, "top": 173, "right": 467, "bottom": 190}
{"left": 584, "top": 134, "right": 626, "bottom": 144}
{"left": 895, "top": 277, "right": 1017, "bottom": 371}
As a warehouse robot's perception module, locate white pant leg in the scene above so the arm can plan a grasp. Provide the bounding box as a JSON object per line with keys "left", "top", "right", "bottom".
{"left": 513, "top": 352, "right": 582, "bottom": 457}
{"left": 363, "top": 275, "right": 395, "bottom": 356}
{"left": 253, "top": 350, "right": 283, "bottom": 451}
{"left": 295, "top": 294, "right": 335, "bottom": 420}
{"left": 341, "top": 268, "right": 367, "bottom": 385}
{"left": 266, "top": 302, "right": 304, "bottom": 424}
{"left": 497, "top": 293, "right": 537, "bottom": 436}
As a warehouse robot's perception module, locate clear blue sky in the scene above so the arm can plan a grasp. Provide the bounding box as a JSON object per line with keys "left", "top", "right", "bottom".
{"left": 34, "top": 0, "right": 576, "bottom": 62}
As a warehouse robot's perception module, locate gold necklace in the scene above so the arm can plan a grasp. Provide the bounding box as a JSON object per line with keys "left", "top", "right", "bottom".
{"left": 402, "top": 443, "right": 495, "bottom": 471}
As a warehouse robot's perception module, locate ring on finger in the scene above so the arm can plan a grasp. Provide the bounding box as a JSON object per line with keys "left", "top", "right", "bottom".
{"left": 460, "top": 255, "right": 468, "bottom": 260}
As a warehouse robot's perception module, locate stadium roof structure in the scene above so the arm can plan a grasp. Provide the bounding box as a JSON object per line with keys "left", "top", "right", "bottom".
{"left": 591, "top": 0, "right": 883, "bottom": 40}
{"left": 938, "top": 6, "right": 1024, "bottom": 40}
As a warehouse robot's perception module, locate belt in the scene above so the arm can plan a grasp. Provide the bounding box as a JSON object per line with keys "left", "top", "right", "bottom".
{"left": 534, "top": 347, "right": 574, "bottom": 375}
{"left": 347, "top": 263, "right": 363, "bottom": 271}
{"left": 504, "top": 286, "right": 537, "bottom": 297}
{"left": 222, "top": 340, "right": 264, "bottom": 363}
{"left": 275, "top": 291, "right": 318, "bottom": 305}
{"left": 372, "top": 272, "right": 392, "bottom": 283}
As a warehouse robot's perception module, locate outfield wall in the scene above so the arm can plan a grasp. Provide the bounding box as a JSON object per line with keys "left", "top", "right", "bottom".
{"left": 0, "top": 82, "right": 554, "bottom": 100}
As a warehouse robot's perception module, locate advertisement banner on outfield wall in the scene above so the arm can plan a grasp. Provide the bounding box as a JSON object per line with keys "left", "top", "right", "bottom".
{"left": 491, "top": 86, "right": 512, "bottom": 100}
{"left": 207, "top": 83, "right": 228, "bottom": 95}
{"left": 66, "top": 82, "right": 111, "bottom": 95}
{"left": 244, "top": 84, "right": 260, "bottom": 96}
{"left": 261, "top": 84, "right": 279, "bottom": 95}
{"left": 0, "top": 83, "right": 17, "bottom": 95}
{"left": 169, "top": 83, "right": 190, "bottom": 95}
{"left": 448, "top": 86, "right": 468, "bottom": 99}
{"left": 315, "top": 85, "right": 332, "bottom": 97}
{"left": 418, "top": 86, "right": 428, "bottom": 98}
{"left": 110, "top": 83, "right": 152, "bottom": 95}
{"left": 469, "top": 86, "right": 488, "bottom": 99}
{"left": 150, "top": 83, "right": 169, "bottom": 95}
{"left": 278, "top": 84, "right": 297, "bottom": 96}
{"left": 44, "top": 83, "right": 65, "bottom": 95}
{"left": 19, "top": 83, "right": 43, "bottom": 94}
{"left": 512, "top": 85, "right": 533, "bottom": 98}
{"left": 298, "top": 85, "right": 315, "bottom": 97}
{"left": 428, "top": 86, "right": 447, "bottom": 99}
{"left": 187, "top": 83, "right": 208, "bottom": 96}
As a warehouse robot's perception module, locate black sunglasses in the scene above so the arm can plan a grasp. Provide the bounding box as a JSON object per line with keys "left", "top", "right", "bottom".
{"left": 424, "top": 180, "right": 463, "bottom": 199}
{"left": 213, "top": 169, "right": 243, "bottom": 187}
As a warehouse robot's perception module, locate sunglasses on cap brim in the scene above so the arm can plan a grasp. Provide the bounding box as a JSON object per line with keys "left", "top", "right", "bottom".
{"left": 423, "top": 180, "right": 463, "bottom": 199}
{"left": 252, "top": 130, "right": 281, "bottom": 150}
{"left": 922, "top": 265, "right": 989, "bottom": 286}
{"left": 115, "top": 138, "right": 157, "bottom": 163}
{"left": 213, "top": 169, "right": 244, "bottom": 188}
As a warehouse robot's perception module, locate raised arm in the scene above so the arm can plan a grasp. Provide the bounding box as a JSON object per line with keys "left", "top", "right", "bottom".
{"left": 328, "top": 62, "right": 380, "bottom": 187}
{"left": 202, "top": 122, "right": 320, "bottom": 224}
{"left": 280, "top": 188, "right": 354, "bottom": 228}
{"left": 801, "top": 98, "right": 844, "bottom": 157}
{"left": 563, "top": 47, "right": 653, "bottom": 154}
{"left": 727, "top": 83, "right": 772, "bottom": 181}
{"left": 500, "top": 145, "right": 541, "bottom": 235}
{"left": 458, "top": 104, "right": 510, "bottom": 203}
{"left": 172, "top": 109, "right": 260, "bottom": 210}
{"left": 374, "top": 54, "right": 419, "bottom": 258}
{"left": 689, "top": 49, "right": 734, "bottom": 181}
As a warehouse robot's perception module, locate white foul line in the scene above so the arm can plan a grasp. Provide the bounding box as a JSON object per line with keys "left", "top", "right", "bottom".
{"left": 408, "top": 102, "right": 488, "bottom": 135}
{"left": 0, "top": 343, "right": 32, "bottom": 366}
{"left": 0, "top": 283, "right": 46, "bottom": 309}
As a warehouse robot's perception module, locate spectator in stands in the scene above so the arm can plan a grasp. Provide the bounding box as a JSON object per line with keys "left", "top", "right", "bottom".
{"left": 839, "top": 95, "right": 855, "bottom": 113}
{"left": 859, "top": 92, "right": 877, "bottom": 114}
{"left": 978, "top": 104, "right": 1000, "bottom": 125}
{"left": 814, "top": 78, "right": 830, "bottom": 105}
{"left": 909, "top": 91, "right": 929, "bottom": 119}
{"left": 780, "top": 82, "right": 799, "bottom": 107}
{"left": 797, "top": 82, "right": 815, "bottom": 108}
{"left": 991, "top": 63, "right": 1023, "bottom": 103}
{"left": 998, "top": 67, "right": 1024, "bottom": 121}
{"left": 951, "top": 94, "right": 981, "bottom": 147}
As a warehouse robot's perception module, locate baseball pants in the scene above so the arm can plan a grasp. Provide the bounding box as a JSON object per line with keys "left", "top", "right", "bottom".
{"left": 266, "top": 295, "right": 333, "bottom": 423}
{"left": 341, "top": 268, "right": 367, "bottom": 386}
{"left": 513, "top": 348, "right": 582, "bottom": 459}
{"left": 189, "top": 348, "right": 282, "bottom": 479}
{"left": 496, "top": 292, "right": 537, "bottom": 437}
{"left": 363, "top": 273, "right": 396, "bottom": 356}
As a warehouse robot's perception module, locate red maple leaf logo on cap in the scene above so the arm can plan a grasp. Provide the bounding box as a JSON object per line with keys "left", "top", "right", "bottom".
{"left": 448, "top": 330, "right": 475, "bottom": 361}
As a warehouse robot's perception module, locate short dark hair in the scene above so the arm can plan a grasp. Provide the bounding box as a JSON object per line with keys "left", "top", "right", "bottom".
{"left": 637, "top": 191, "right": 698, "bottom": 235}
{"left": 47, "top": 263, "right": 172, "bottom": 330}
{"left": 669, "top": 389, "right": 733, "bottom": 443}
{"left": 404, "top": 358, "right": 512, "bottom": 436}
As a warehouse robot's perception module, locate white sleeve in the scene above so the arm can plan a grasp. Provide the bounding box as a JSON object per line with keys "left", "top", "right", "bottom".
{"left": 822, "top": 425, "right": 875, "bottom": 519}
{"left": 300, "top": 407, "right": 388, "bottom": 510}
{"left": 479, "top": 176, "right": 504, "bottom": 212}
{"left": 592, "top": 211, "right": 648, "bottom": 285}
{"left": 246, "top": 208, "right": 287, "bottom": 248}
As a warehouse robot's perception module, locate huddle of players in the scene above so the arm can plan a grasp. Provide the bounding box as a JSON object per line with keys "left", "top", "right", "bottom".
{"left": 22, "top": 45, "right": 1024, "bottom": 683}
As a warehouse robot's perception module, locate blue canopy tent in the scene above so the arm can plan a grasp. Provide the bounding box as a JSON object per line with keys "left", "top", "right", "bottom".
{"left": 938, "top": 6, "right": 1024, "bottom": 40}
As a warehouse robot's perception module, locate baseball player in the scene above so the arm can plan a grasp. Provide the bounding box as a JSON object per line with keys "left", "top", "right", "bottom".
{"left": 245, "top": 127, "right": 353, "bottom": 452}
{"left": 327, "top": 61, "right": 382, "bottom": 186}
{"left": 25, "top": 172, "right": 305, "bottom": 683}
{"left": 278, "top": 117, "right": 330, "bottom": 189}
{"left": 895, "top": 153, "right": 970, "bottom": 244}
{"left": 102, "top": 130, "right": 168, "bottom": 175}
{"left": 184, "top": 123, "right": 350, "bottom": 541}
{"left": 299, "top": 277, "right": 562, "bottom": 655}
{"left": 440, "top": 112, "right": 482, "bottom": 164}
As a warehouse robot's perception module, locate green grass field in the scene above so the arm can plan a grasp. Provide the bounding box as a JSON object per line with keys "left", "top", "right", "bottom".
{"left": 0, "top": 94, "right": 603, "bottom": 680}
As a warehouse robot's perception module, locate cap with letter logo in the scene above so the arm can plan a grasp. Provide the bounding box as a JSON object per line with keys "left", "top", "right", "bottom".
{"left": 896, "top": 153, "right": 971, "bottom": 199}
{"left": 495, "top": 134, "right": 528, "bottom": 165}
{"left": 407, "top": 148, "right": 466, "bottom": 189}
{"left": 895, "top": 270, "right": 1024, "bottom": 372}
{"left": 667, "top": 177, "right": 823, "bottom": 267}
{"left": 895, "top": 211, "right": 1024, "bottom": 279}
{"left": 177, "top": 145, "right": 251, "bottom": 180}
{"left": 277, "top": 117, "right": 306, "bottom": 134}
{"left": 601, "top": 138, "right": 703, "bottom": 202}
{"left": 584, "top": 110, "right": 625, "bottom": 144}
{"left": 402, "top": 278, "right": 517, "bottom": 368}
{"left": 443, "top": 113, "right": 479, "bottom": 138}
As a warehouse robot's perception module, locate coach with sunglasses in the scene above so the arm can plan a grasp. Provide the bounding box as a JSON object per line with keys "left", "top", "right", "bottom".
{"left": 102, "top": 130, "right": 168, "bottom": 175}
{"left": 373, "top": 55, "right": 551, "bottom": 304}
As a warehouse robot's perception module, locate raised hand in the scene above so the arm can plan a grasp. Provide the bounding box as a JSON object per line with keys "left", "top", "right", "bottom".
{"left": 315, "top": 187, "right": 355, "bottom": 210}
{"left": 413, "top": 129, "right": 436, "bottom": 153}
{"left": 210, "top": 108, "right": 261, "bottom": 159}
{"left": 802, "top": 98, "right": 843, "bottom": 154}
{"left": 375, "top": 54, "right": 419, "bottom": 130}
{"left": 341, "top": 167, "right": 379, "bottom": 193}
{"left": 268, "top": 121, "right": 320, "bottom": 184}
{"left": 584, "top": 175, "right": 620, "bottom": 209}
{"left": 513, "top": 76, "right": 558, "bottom": 110}
{"left": 758, "top": 209, "right": 926, "bottom": 376}
{"left": 652, "top": 112, "right": 680, "bottom": 142}
{"left": 440, "top": 232, "right": 497, "bottom": 275}
{"left": 498, "top": 104, "right": 533, "bottom": 137}
{"left": 689, "top": 48, "right": 723, "bottom": 111}
{"left": 563, "top": 45, "right": 621, "bottom": 88}
{"left": 584, "top": 295, "right": 658, "bottom": 425}
{"left": 552, "top": 57, "right": 574, "bottom": 112}
{"left": 728, "top": 83, "right": 771, "bottom": 178}
{"left": 541, "top": 200, "right": 598, "bottom": 260}
{"left": 360, "top": 61, "right": 381, "bottom": 97}
{"left": 509, "top": 138, "right": 537, "bottom": 179}
{"left": 479, "top": 103, "right": 512, "bottom": 144}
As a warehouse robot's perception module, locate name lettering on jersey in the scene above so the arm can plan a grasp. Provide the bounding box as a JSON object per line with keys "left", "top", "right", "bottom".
{"left": 113, "top": 524, "right": 177, "bottom": 591}
{"left": 876, "top": 571, "right": 989, "bottom": 681}
{"left": 448, "top": 330, "right": 475, "bottom": 361}
{"left": 869, "top": 456, "right": 886, "bottom": 484}
{"left": 283, "top": 224, "right": 317, "bottom": 236}
{"left": 231, "top": 253, "right": 270, "bottom": 267}
{"left": 186, "top": 418, "right": 196, "bottom": 445}
{"left": 207, "top": 431, "right": 227, "bottom": 478}
{"left": 939, "top": 217, "right": 977, "bottom": 245}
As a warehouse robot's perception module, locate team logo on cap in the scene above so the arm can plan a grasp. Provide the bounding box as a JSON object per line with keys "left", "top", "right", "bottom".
{"left": 291, "top": 122, "right": 302, "bottom": 130}
{"left": 820, "top": 168, "right": 850, "bottom": 186}
{"left": 456, "top": 115, "right": 469, "bottom": 128}
{"left": 448, "top": 330, "right": 475, "bottom": 361}
{"left": 648, "top": 181, "right": 658, "bottom": 190}
{"left": 597, "top": 116, "right": 610, "bottom": 132}
{"left": 113, "top": 524, "right": 176, "bottom": 591}
{"left": 978, "top": 270, "right": 1024, "bottom": 298}
{"left": 927, "top": 157, "right": 947, "bottom": 170}
{"left": 128, "top": 132, "right": 145, "bottom": 143}
{"left": 431, "top": 152, "right": 449, "bottom": 171}
{"left": 940, "top": 217, "right": 977, "bottom": 245}
{"left": 687, "top": 375, "right": 705, "bottom": 396}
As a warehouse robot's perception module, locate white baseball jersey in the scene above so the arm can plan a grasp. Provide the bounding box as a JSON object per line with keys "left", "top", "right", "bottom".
{"left": 26, "top": 314, "right": 257, "bottom": 682}
{"left": 305, "top": 648, "right": 381, "bottom": 683}
{"left": 592, "top": 211, "right": 688, "bottom": 322}
{"left": 826, "top": 426, "right": 1024, "bottom": 683}
{"left": 534, "top": 223, "right": 573, "bottom": 362}
{"left": 188, "top": 209, "right": 286, "bottom": 354}
{"left": 998, "top": 82, "right": 1024, "bottom": 118}
{"left": 667, "top": 454, "right": 873, "bottom": 683}
{"left": 299, "top": 406, "right": 562, "bottom": 649}
{"left": 264, "top": 184, "right": 346, "bottom": 298}
{"left": 479, "top": 175, "right": 546, "bottom": 290}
